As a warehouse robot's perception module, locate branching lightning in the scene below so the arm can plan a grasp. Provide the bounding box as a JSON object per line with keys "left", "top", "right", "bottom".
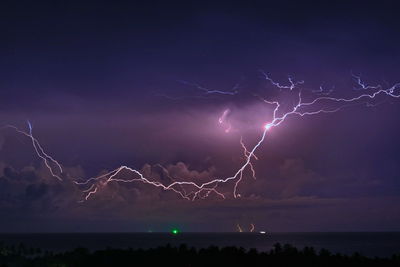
{"left": 2, "top": 123, "right": 63, "bottom": 181}
{"left": 3, "top": 72, "right": 400, "bottom": 202}
{"left": 260, "top": 70, "right": 304, "bottom": 91}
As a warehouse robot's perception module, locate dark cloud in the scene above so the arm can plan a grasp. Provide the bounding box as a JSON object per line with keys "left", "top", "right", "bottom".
{"left": 1, "top": 0, "right": 400, "bottom": 231}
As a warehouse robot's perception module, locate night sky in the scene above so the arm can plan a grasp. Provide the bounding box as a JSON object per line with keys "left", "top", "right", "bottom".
{"left": 1, "top": 0, "right": 400, "bottom": 232}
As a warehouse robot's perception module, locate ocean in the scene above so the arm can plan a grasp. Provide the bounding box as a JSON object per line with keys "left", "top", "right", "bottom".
{"left": 0, "top": 232, "right": 399, "bottom": 258}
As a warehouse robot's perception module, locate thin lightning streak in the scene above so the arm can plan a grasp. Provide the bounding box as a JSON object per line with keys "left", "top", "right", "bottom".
{"left": 250, "top": 223, "right": 255, "bottom": 233}
{"left": 2, "top": 123, "right": 63, "bottom": 181}
{"left": 260, "top": 70, "right": 304, "bottom": 91}
{"left": 156, "top": 80, "right": 239, "bottom": 101}
{"left": 240, "top": 137, "right": 257, "bottom": 180}
{"left": 299, "top": 83, "right": 400, "bottom": 108}
{"left": 351, "top": 72, "right": 381, "bottom": 90}
{"left": 154, "top": 164, "right": 190, "bottom": 197}
{"left": 178, "top": 80, "right": 239, "bottom": 95}
{"left": 25, "top": 121, "right": 63, "bottom": 175}
{"left": 84, "top": 186, "right": 98, "bottom": 201}
{"left": 82, "top": 184, "right": 96, "bottom": 193}
{"left": 74, "top": 164, "right": 227, "bottom": 201}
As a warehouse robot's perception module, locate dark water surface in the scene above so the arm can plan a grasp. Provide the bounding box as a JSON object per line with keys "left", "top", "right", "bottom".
{"left": 0, "top": 232, "right": 399, "bottom": 258}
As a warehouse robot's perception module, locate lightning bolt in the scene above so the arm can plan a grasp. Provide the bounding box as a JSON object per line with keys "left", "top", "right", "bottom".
{"left": 3, "top": 72, "right": 400, "bottom": 202}
{"left": 260, "top": 70, "right": 304, "bottom": 91}
{"left": 2, "top": 123, "right": 63, "bottom": 181}
{"left": 240, "top": 136, "right": 257, "bottom": 180}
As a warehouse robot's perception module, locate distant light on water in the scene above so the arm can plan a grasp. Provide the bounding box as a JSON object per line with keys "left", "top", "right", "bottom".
{"left": 171, "top": 229, "right": 180, "bottom": 235}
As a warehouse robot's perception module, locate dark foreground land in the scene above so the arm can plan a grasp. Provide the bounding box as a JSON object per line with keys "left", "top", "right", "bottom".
{"left": 0, "top": 243, "right": 399, "bottom": 267}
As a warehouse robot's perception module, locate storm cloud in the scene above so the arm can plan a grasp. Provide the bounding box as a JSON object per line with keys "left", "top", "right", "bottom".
{"left": 1, "top": 0, "right": 400, "bottom": 232}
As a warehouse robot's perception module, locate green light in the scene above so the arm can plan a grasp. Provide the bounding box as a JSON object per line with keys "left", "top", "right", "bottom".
{"left": 171, "top": 229, "right": 179, "bottom": 235}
